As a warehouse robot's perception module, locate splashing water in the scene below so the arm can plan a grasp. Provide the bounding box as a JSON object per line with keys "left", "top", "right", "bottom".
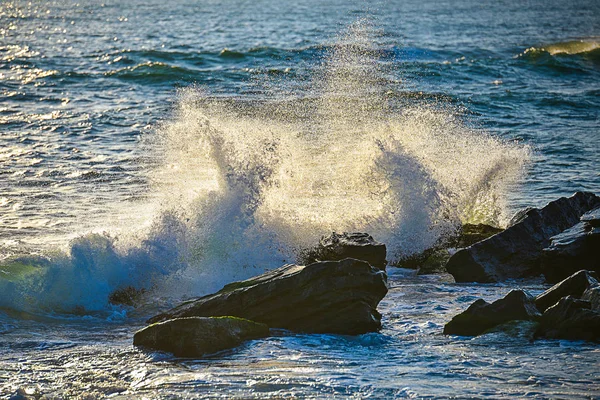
{"left": 0, "top": 20, "right": 530, "bottom": 316}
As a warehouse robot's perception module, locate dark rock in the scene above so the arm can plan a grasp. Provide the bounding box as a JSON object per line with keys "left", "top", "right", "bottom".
{"left": 535, "top": 270, "right": 599, "bottom": 312}
{"left": 456, "top": 223, "right": 504, "bottom": 248}
{"left": 133, "top": 316, "right": 269, "bottom": 357}
{"left": 582, "top": 285, "right": 600, "bottom": 311}
{"left": 535, "top": 296, "right": 600, "bottom": 342}
{"left": 396, "top": 224, "right": 502, "bottom": 274}
{"left": 447, "top": 192, "right": 600, "bottom": 283}
{"left": 541, "top": 207, "right": 600, "bottom": 283}
{"left": 148, "top": 258, "right": 388, "bottom": 335}
{"left": 300, "top": 232, "right": 387, "bottom": 271}
{"left": 444, "top": 290, "right": 541, "bottom": 336}
{"left": 109, "top": 286, "right": 147, "bottom": 307}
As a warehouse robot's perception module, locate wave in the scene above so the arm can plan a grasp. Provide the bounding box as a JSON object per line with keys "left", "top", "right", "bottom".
{"left": 0, "top": 19, "right": 530, "bottom": 318}
{"left": 518, "top": 39, "right": 600, "bottom": 63}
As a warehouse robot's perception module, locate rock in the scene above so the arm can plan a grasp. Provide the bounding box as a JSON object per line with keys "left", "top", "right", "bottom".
{"left": 148, "top": 258, "right": 388, "bottom": 335}
{"left": 535, "top": 270, "right": 599, "bottom": 312}
{"left": 582, "top": 285, "right": 600, "bottom": 311}
{"left": 541, "top": 207, "right": 600, "bottom": 283}
{"left": 446, "top": 192, "right": 600, "bottom": 283}
{"left": 109, "top": 286, "right": 147, "bottom": 307}
{"left": 396, "top": 224, "right": 502, "bottom": 274}
{"left": 535, "top": 296, "right": 600, "bottom": 342}
{"left": 300, "top": 232, "right": 387, "bottom": 271}
{"left": 456, "top": 223, "right": 504, "bottom": 248}
{"left": 133, "top": 316, "right": 269, "bottom": 357}
{"left": 443, "top": 290, "right": 541, "bottom": 336}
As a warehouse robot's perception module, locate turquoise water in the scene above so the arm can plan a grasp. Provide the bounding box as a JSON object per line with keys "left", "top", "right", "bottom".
{"left": 1, "top": 0, "right": 599, "bottom": 397}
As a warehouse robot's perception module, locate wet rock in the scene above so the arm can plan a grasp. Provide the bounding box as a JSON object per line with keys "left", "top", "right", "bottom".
{"left": 133, "top": 316, "right": 269, "bottom": 357}
{"left": 300, "top": 232, "right": 387, "bottom": 271}
{"left": 535, "top": 296, "right": 600, "bottom": 342}
{"left": 541, "top": 207, "right": 600, "bottom": 283}
{"left": 447, "top": 192, "right": 600, "bottom": 283}
{"left": 396, "top": 224, "right": 502, "bottom": 274}
{"left": 444, "top": 290, "right": 541, "bottom": 336}
{"left": 535, "top": 270, "right": 598, "bottom": 312}
{"left": 582, "top": 285, "right": 600, "bottom": 311}
{"left": 148, "top": 258, "right": 388, "bottom": 335}
{"left": 109, "top": 286, "right": 147, "bottom": 307}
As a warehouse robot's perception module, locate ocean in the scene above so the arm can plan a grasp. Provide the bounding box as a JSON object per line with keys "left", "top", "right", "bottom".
{"left": 1, "top": 0, "right": 599, "bottom": 397}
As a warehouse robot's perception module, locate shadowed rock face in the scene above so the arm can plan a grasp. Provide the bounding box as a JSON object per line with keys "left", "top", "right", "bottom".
{"left": 447, "top": 192, "right": 600, "bottom": 283}
{"left": 148, "top": 258, "right": 388, "bottom": 335}
{"left": 541, "top": 207, "right": 600, "bottom": 283}
{"left": 443, "top": 290, "right": 541, "bottom": 336}
{"left": 535, "top": 270, "right": 599, "bottom": 313}
{"left": 300, "top": 232, "right": 387, "bottom": 271}
{"left": 133, "top": 317, "right": 269, "bottom": 357}
{"left": 535, "top": 296, "right": 600, "bottom": 342}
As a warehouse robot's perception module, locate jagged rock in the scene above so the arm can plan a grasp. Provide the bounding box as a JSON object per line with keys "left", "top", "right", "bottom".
{"left": 300, "top": 232, "right": 387, "bottom": 271}
{"left": 396, "top": 224, "right": 502, "bottom": 274}
{"left": 133, "top": 316, "right": 269, "bottom": 357}
{"left": 582, "top": 285, "right": 600, "bottom": 311}
{"left": 535, "top": 270, "right": 599, "bottom": 312}
{"left": 443, "top": 290, "right": 541, "bottom": 336}
{"left": 535, "top": 296, "right": 600, "bottom": 342}
{"left": 541, "top": 207, "right": 600, "bottom": 283}
{"left": 148, "top": 258, "right": 388, "bottom": 335}
{"left": 447, "top": 192, "right": 600, "bottom": 283}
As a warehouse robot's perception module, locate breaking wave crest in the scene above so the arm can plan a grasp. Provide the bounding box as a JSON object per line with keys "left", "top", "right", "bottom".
{"left": 0, "top": 20, "right": 530, "bottom": 317}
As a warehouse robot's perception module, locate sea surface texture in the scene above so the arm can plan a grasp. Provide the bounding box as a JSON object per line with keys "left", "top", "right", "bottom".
{"left": 1, "top": 0, "right": 599, "bottom": 398}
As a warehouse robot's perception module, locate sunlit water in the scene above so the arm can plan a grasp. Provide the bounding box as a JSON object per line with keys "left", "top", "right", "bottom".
{"left": 1, "top": 0, "right": 599, "bottom": 397}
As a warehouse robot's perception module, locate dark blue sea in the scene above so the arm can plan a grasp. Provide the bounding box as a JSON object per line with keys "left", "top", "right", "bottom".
{"left": 1, "top": 0, "right": 599, "bottom": 397}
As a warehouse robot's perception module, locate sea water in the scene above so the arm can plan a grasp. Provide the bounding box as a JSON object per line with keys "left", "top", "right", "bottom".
{"left": 1, "top": 0, "right": 599, "bottom": 397}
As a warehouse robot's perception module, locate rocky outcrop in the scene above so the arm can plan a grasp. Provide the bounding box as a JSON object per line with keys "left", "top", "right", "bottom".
{"left": 133, "top": 316, "right": 269, "bottom": 357}
{"left": 447, "top": 192, "right": 600, "bottom": 283}
{"left": 535, "top": 270, "right": 598, "bottom": 312}
{"left": 535, "top": 296, "right": 600, "bottom": 342}
{"left": 395, "top": 224, "right": 503, "bottom": 274}
{"left": 300, "top": 232, "right": 387, "bottom": 271}
{"left": 443, "top": 290, "right": 541, "bottom": 336}
{"left": 541, "top": 207, "right": 600, "bottom": 283}
{"left": 148, "top": 258, "right": 388, "bottom": 335}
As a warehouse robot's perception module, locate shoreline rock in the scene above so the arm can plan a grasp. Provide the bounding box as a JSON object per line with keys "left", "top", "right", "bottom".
{"left": 300, "top": 232, "right": 387, "bottom": 271}
{"left": 446, "top": 192, "right": 600, "bottom": 283}
{"left": 535, "top": 270, "right": 598, "bottom": 313}
{"left": 148, "top": 258, "right": 388, "bottom": 335}
{"left": 133, "top": 316, "right": 269, "bottom": 357}
{"left": 443, "top": 290, "right": 541, "bottom": 336}
{"left": 541, "top": 206, "right": 600, "bottom": 283}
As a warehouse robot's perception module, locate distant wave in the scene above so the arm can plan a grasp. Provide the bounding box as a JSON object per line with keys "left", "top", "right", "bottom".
{"left": 519, "top": 39, "right": 600, "bottom": 59}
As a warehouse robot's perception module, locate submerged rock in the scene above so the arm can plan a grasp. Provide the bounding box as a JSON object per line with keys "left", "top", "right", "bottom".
{"left": 133, "top": 316, "right": 269, "bottom": 357}
{"left": 148, "top": 258, "right": 388, "bottom": 335}
{"left": 535, "top": 270, "right": 599, "bottom": 313}
{"left": 300, "top": 232, "right": 387, "bottom": 271}
{"left": 541, "top": 207, "right": 600, "bottom": 283}
{"left": 444, "top": 290, "right": 541, "bottom": 336}
{"left": 535, "top": 296, "right": 600, "bottom": 342}
{"left": 447, "top": 192, "right": 600, "bottom": 283}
